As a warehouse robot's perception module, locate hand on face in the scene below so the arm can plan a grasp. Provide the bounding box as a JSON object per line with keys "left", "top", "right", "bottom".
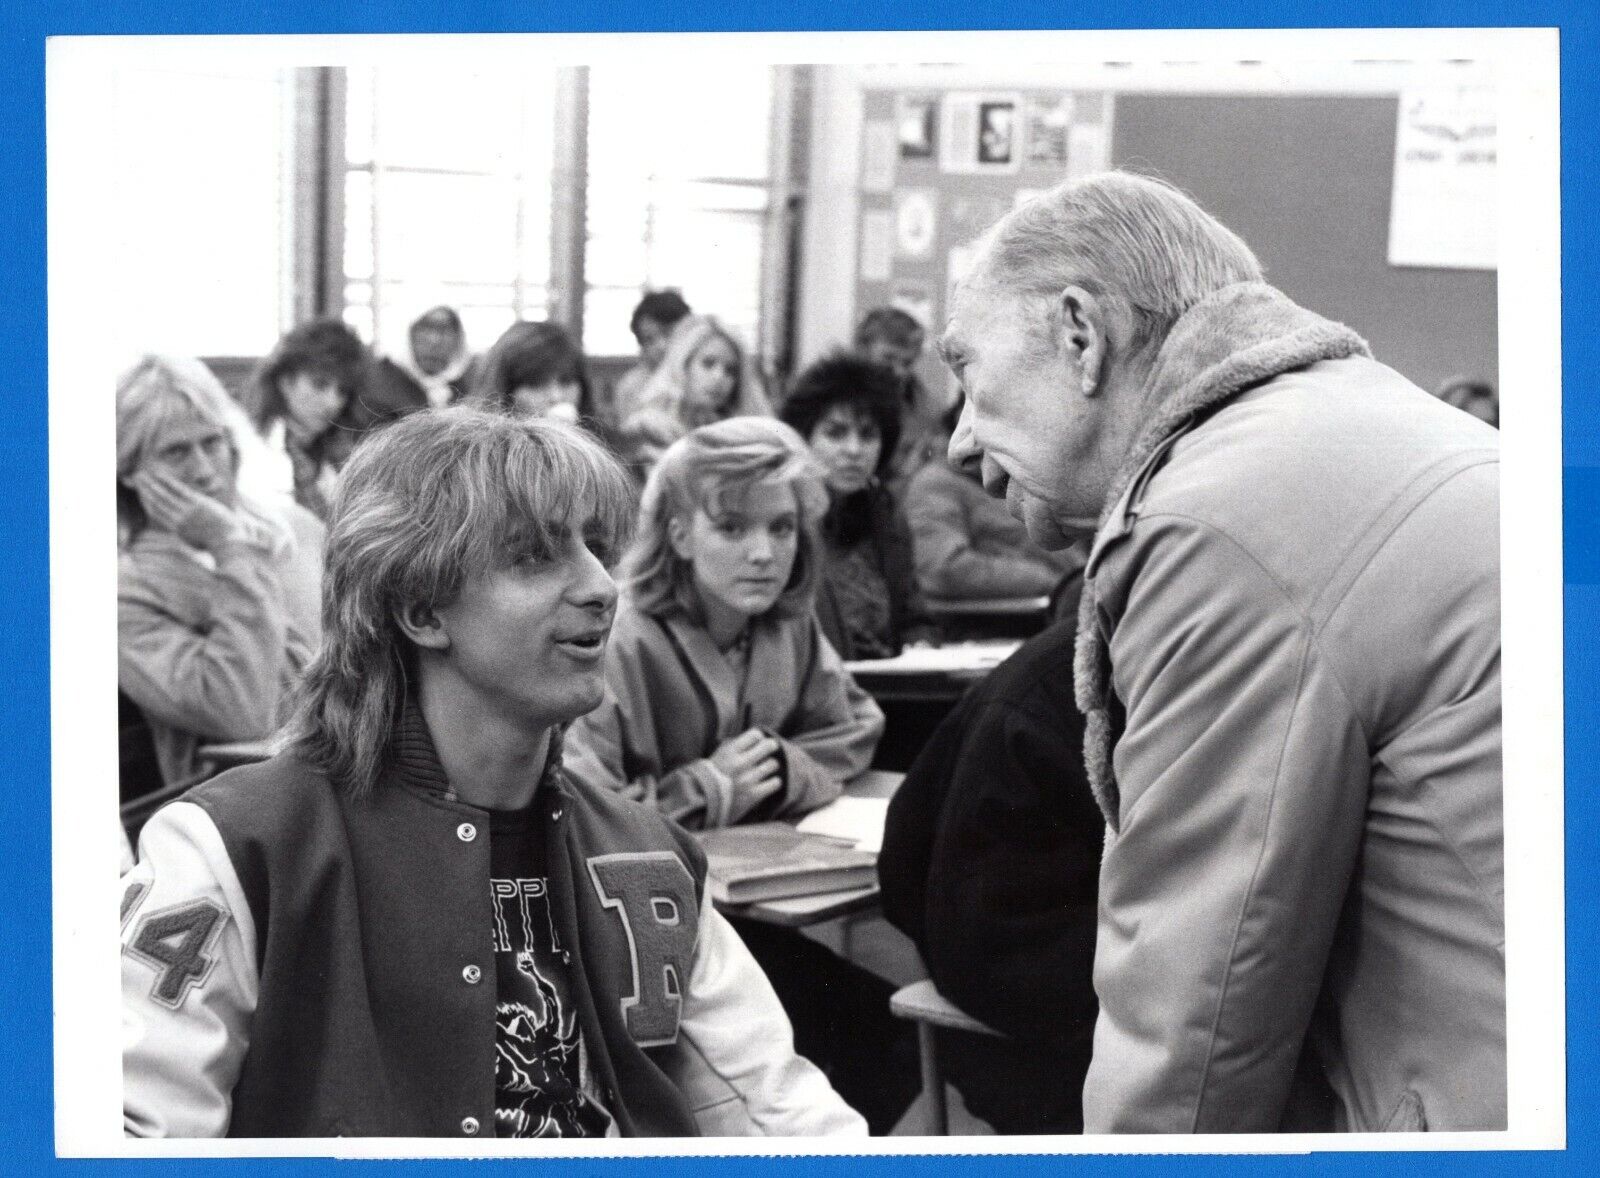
{"left": 710, "top": 727, "right": 783, "bottom": 822}
{"left": 131, "top": 468, "right": 244, "bottom": 554}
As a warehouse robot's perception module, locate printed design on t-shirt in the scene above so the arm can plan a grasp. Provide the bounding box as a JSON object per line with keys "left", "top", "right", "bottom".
{"left": 491, "top": 876, "right": 608, "bottom": 1138}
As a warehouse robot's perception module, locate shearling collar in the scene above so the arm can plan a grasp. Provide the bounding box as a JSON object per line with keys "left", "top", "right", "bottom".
{"left": 1073, "top": 282, "right": 1370, "bottom": 830}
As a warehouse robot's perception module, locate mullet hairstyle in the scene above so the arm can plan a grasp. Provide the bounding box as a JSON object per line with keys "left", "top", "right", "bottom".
{"left": 979, "top": 170, "right": 1265, "bottom": 351}
{"left": 285, "top": 406, "right": 638, "bottom": 799}
{"left": 623, "top": 416, "right": 828, "bottom": 624}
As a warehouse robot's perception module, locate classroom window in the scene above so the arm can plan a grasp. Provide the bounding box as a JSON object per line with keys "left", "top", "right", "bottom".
{"left": 582, "top": 64, "right": 776, "bottom": 358}
{"left": 342, "top": 65, "right": 556, "bottom": 358}
{"left": 111, "top": 65, "right": 292, "bottom": 357}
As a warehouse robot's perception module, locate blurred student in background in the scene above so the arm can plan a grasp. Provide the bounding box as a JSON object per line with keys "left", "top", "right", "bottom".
{"left": 905, "top": 394, "right": 1080, "bottom": 603}
{"left": 248, "top": 318, "right": 370, "bottom": 520}
{"left": 562, "top": 417, "right": 912, "bottom": 1132}
{"left": 853, "top": 306, "right": 951, "bottom": 496}
{"left": 363, "top": 305, "right": 477, "bottom": 420}
{"left": 473, "top": 321, "right": 610, "bottom": 441}
{"left": 613, "top": 290, "right": 693, "bottom": 426}
{"left": 780, "top": 353, "right": 929, "bottom": 660}
{"left": 618, "top": 315, "right": 772, "bottom": 477}
{"left": 563, "top": 417, "right": 882, "bottom": 830}
{"left": 118, "top": 355, "right": 320, "bottom": 789}
{"left": 1436, "top": 375, "right": 1499, "bottom": 428}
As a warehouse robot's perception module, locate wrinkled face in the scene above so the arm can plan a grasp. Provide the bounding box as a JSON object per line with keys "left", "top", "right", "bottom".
{"left": 279, "top": 370, "right": 347, "bottom": 441}
{"left": 142, "top": 403, "right": 239, "bottom": 508}
{"left": 510, "top": 378, "right": 584, "bottom": 422}
{"left": 807, "top": 404, "right": 882, "bottom": 496}
{"left": 430, "top": 516, "right": 619, "bottom": 732}
{"left": 942, "top": 278, "right": 1099, "bottom": 548}
{"left": 634, "top": 317, "right": 672, "bottom": 370}
{"left": 684, "top": 335, "right": 740, "bottom": 413}
{"left": 411, "top": 322, "right": 462, "bottom": 376}
{"left": 862, "top": 334, "right": 923, "bottom": 380}
{"left": 671, "top": 479, "right": 800, "bottom": 626}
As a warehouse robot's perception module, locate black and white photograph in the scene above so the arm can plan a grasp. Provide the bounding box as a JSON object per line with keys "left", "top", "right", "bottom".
{"left": 48, "top": 28, "right": 1562, "bottom": 1157}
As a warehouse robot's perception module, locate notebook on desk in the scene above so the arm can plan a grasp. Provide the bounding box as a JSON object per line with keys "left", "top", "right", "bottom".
{"left": 694, "top": 823, "right": 879, "bottom": 906}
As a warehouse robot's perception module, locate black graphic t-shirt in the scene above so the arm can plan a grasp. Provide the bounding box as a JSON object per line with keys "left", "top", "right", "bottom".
{"left": 488, "top": 805, "right": 612, "bottom": 1138}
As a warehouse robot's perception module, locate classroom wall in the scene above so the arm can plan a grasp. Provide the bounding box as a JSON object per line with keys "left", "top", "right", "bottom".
{"left": 1111, "top": 93, "right": 1497, "bottom": 396}
{"left": 797, "top": 74, "right": 1499, "bottom": 400}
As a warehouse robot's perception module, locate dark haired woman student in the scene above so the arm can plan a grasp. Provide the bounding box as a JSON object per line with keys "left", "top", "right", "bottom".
{"left": 473, "top": 320, "right": 612, "bottom": 439}
{"left": 248, "top": 317, "right": 371, "bottom": 521}
{"left": 779, "top": 352, "right": 930, "bottom": 659}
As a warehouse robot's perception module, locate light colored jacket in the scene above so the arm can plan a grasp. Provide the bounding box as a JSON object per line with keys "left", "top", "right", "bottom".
{"left": 117, "top": 522, "right": 318, "bottom": 786}
{"left": 906, "top": 458, "right": 1073, "bottom": 600}
{"left": 562, "top": 601, "right": 884, "bottom": 829}
{"left": 1077, "top": 283, "right": 1503, "bottom": 1133}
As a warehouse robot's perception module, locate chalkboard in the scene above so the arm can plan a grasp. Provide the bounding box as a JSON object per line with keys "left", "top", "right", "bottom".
{"left": 1112, "top": 92, "right": 1497, "bottom": 397}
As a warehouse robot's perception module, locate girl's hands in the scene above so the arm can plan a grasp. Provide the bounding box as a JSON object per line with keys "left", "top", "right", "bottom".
{"left": 710, "top": 727, "right": 783, "bottom": 821}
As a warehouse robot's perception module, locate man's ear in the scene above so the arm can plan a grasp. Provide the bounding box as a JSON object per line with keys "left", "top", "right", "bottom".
{"left": 667, "top": 515, "right": 693, "bottom": 562}
{"left": 394, "top": 601, "right": 450, "bottom": 651}
{"left": 1058, "top": 285, "right": 1106, "bottom": 398}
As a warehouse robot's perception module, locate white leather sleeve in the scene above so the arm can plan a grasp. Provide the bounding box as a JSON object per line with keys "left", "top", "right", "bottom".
{"left": 121, "top": 803, "right": 259, "bottom": 1138}
{"left": 670, "top": 893, "right": 868, "bottom": 1137}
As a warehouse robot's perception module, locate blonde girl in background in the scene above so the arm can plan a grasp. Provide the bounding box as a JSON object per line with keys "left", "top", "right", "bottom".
{"left": 616, "top": 315, "right": 772, "bottom": 478}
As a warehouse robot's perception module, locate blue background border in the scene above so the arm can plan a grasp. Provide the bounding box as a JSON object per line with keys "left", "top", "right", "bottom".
{"left": 1, "top": 0, "right": 1583, "bottom": 1172}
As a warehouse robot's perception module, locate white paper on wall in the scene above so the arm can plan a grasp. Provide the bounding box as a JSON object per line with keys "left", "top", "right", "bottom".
{"left": 860, "top": 209, "right": 894, "bottom": 282}
{"left": 861, "top": 119, "right": 897, "bottom": 194}
{"left": 1388, "top": 84, "right": 1497, "bottom": 270}
{"left": 1065, "top": 122, "right": 1109, "bottom": 182}
{"left": 894, "top": 188, "right": 938, "bottom": 260}
{"left": 939, "top": 91, "right": 1022, "bottom": 175}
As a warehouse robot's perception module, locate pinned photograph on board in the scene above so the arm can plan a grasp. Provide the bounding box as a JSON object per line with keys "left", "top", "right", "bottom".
{"left": 939, "top": 91, "right": 1022, "bottom": 174}
{"left": 897, "top": 94, "right": 938, "bottom": 160}
{"left": 977, "top": 99, "right": 1017, "bottom": 166}
{"left": 1025, "top": 93, "right": 1074, "bottom": 165}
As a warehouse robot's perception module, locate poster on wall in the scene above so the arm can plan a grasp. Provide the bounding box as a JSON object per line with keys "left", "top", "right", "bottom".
{"left": 860, "top": 209, "right": 894, "bottom": 282}
{"left": 939, "top": 91, "right": 1023, "bottom": 175}
{"left": 1065, "top": 121, "right": 1110, "bottom": 181}
{"left": 861, "top": 119, "right": 897, "bottom": 194}
{"left": 897, "top": 95, "right": 938, "bottom": 160}
{"left": 894, "top": 188, "right": 939, "bottom": 259}
{"left": 1025, "top": 93, "right": 1074, "bottom": 166}
{"left": 1387, "top": 83, "right": 1497, "bottom": 270}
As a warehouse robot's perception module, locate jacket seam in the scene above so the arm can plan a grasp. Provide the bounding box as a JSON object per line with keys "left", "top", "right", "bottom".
{"left": 1189, "top": 628, "right": 1315, "bottom": 1132}
{"left": 1111, "top": 513, "right": 1375, "bottom": 828}
{"left": 1310, "top": 456, "right": 1498, "bottom": 643}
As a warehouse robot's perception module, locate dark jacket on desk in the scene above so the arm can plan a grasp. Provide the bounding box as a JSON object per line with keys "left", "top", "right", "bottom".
{"left": 878, "top": 614, "right": 1103, "bottom": 1132}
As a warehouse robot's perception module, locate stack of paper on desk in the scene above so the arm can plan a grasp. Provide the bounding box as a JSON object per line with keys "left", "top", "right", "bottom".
{"left": 794, "top": 795, "right": 890, "bottom": 854}
{"left": 844, "top": 640, "right": 1020, "bottom": 676}
{"left": 694, "top": 823, "right": 879, "bottom": 905}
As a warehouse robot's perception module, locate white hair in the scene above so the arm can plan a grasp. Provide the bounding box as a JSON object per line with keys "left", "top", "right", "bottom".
{"left": 973, "top": 171, "right": 1264, "bottom": 348}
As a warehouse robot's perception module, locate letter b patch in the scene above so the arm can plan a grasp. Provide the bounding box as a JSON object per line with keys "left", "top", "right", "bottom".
{"left": 586, "top": 853, "right": 699, "bottom": 1047}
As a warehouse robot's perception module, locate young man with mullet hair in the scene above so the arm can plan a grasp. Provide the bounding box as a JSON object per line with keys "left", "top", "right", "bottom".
{"left": 121, "top": 407, "right": 866, "bottom": 1140}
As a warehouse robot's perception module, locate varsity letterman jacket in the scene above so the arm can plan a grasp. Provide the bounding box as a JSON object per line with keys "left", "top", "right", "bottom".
{"left": 120, "top": 717, "right": 865, "bottom": 1139}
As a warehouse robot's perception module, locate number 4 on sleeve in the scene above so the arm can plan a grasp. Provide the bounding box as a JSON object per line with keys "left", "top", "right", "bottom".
{"left": 124, "top": 899, "right": 228, "bottom": 1009}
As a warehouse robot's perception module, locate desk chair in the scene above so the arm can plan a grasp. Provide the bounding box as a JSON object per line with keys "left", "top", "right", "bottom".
{"left": 889, "top": 979, "right": 1003, "bottom": 1134}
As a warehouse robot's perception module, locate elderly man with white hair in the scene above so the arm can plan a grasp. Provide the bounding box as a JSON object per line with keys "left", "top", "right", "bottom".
{"left": 941, "top": 171, "right": 1503, "bottom": 1134}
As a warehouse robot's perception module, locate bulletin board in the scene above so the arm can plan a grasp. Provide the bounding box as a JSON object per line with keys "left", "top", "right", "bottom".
{"left": 853, "top": 87, "right": 1114, "bottom": 399}
{"left": 851, "top": 88, "right": 1497, "bottom": 401}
